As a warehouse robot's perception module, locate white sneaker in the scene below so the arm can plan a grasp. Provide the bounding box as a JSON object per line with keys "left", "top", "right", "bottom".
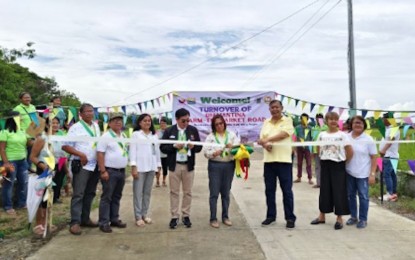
{"left": 378, "top": 193, "right": 392, "bottom": 201}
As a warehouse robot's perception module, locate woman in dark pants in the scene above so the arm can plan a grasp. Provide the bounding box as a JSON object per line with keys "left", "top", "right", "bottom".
{"left": 203, "top": 114, "right": 240, "bottom": 228}
{"left": 310, "top": 112, "right": 353, "bottom": 230}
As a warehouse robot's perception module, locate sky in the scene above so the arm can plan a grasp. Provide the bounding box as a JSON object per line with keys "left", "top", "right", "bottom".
{"left": 1, "top": 0, "right": 414, "bottom": 114}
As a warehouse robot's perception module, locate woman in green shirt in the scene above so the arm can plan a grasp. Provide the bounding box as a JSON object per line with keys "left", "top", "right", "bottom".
{"left": 0, "top": 111, "right": 30, "bottom": 215}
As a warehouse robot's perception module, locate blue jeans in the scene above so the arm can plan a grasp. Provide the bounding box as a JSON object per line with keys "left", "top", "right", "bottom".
{"left": 383, "top": 159, "right": 397, "bottom": 194}
{"left": 70, "top": 166, "right": 100, "bottom": 225}
{"left": 1, "top": 159, "right": 29, "bottom": 210}
{"left": 208, "top": 160, "right": 235, "bottom": 221}
{"left": 264, "top": 162, "right": 296, "bottom": 221}
{"left": 99, "top": 168, "right": 125, "bottom": 226}
{"left": 347, "top": 174, "right": 369, "bottom": 221}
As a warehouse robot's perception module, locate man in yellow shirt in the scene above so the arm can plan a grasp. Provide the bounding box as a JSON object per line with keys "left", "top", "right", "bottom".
{"left": 258, "top": 100, "right": 296, "bottom": 229}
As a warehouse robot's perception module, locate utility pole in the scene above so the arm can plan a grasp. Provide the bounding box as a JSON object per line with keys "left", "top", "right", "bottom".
{"left": 347, "top": 0, "right": 357, "bottom": 116}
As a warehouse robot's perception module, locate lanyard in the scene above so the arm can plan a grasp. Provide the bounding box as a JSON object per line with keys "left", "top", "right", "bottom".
{"left": 214, "top": 131, "right": 229, "bottom": 157}
{"left": 108, "top": 130, "right": 128, "bottom": 157}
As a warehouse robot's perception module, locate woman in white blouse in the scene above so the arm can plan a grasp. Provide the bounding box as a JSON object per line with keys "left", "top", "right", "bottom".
{"left": 129, "top": 114, "right": 161, "bottom": 227}
{"left": 203, "top": 114, "right": 240, "bottom": 228}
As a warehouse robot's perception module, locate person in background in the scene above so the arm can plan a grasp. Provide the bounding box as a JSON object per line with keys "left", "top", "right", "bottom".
{"left": 203, "top": 114, "right": 240, "bottom": 228}
{"left": 379, "top": 113, "right": 400, "bottom": 201}
{"left": 310, "top": 112, "right": 353, "bottom": 230}
{"left": 257, "top": 100, "right": 296, "bottom": 229}
{"left": 62, "top": 103, "right": 101, "bottom": 235}
{"left": 345, "top": 116, "right": 377, "bottom": 229}
{"left": 0, "top": 111, "right": 30, "bottom": 215}
{"left": 160, "top": 108, "right": 202, "bottom": 229}
{"left": 49, "top": 96, "right": 67, "bottom": 129}
{"left": 129, "top": 114, "right": 161, "bottom": 227}
{"left": 97, "top": 112, "right": 128, "bottom": 233}
{"left": 311, "top": 113, "right": 328, "bottom": 188}
{"left": 156, "top": 117, "right": 168, "bottom": 187}
{"left": 13, "top": 92, "right": 37, "bottom": 167}
{"left": 293, "top": 113, "right": 313, "bottom": 185}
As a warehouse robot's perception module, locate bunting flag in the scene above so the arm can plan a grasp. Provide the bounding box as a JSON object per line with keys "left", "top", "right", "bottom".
{"left": 338, "top": 107, "right": 345, "bottom": 117}
{"left": 310, "top": 103, "right": 316, "bottom": 113}
{"left": 13, "top": 116, "right": 21, "bottom": 130}
{"left": 365, "top": 129, "right": 372, "bottom": 136}
{"left": 301, "top": 101, "right": 307, "bottom": 110}
{"left": 407, "top": 160, "right": 415, "bottom": 175}
{"left": 304, "top": 129, "right": 310, "bottom": 139}
{"left": 295, "top": 99, "right": 299, "bottom": 107}
{"left": 29, "top": 112, "right": 39, "bottom": 127}
{"left": 375, "top": 118, "right": 386, "bottom": 138}
{"left": 387, "top": 118, "right": 397, "bottom": 127}
{"left": 69, "top": 107, "right": 78, "bottom": 122}
{"left": 162, "top": 95, "right": 166, "bottom": 104}
{"left": 129, "top": 127, "right": 133, "bottom": 138}
{"left": 328, "top": 106, "right": 334, "bottom": 112}
{"left": 93, "top": 107, "right": 99, "bottom": 120}
{"left": 67, "top": 110, "right": 74, "bottom": 124}
{"left": 103, "top": 114, "right": 109, "bottom": 123}
{"left": 280, "top": 95, "right": 285, "bottom": 103}
{"left": 318, "top": 105, "right": 325, "bottom": 114}
{"left": 156, "top": 97, "right": 161, "bottom": 107}
{"left": 121, "top": 106, "right": 126, "bottom": 114}
{"left": 301, "top": 116, "right": 308, "bottom": 126}
{"left": 403, "top": 117, "right": 413, "bottom": 125}
{"left": 374, "top": 111, "right": 381, "bottom": 119}
{"left": 389, "top": 126, "right": 399, "bottom": 139}
{"left": 0, "top": 119, "right": 5, "bottom": 130}
{"left": 390, "top": 158, "right": 398, "bottom": 173}
{"left": 44, "top": 155, "right": 55, "bottom": 170}
{"left": 376, "top": 158, "right": 383, "bottom": 172}
{"left": 403, "top": 125, "right": 411, "bottom": 138}
{"left": 366, "top": 119, "right": 371, "bottom": 129}
{"left": 151, "top": 99, "right": 155, "bottom": 108}
{"left": 113, "top": 106, "right": 119, "bottom": 113}
{"left": 292, "top": 135, "right": 297, "bottom": 142}
{"left": 103, "top": 122, "right": 108, "bottom": 132}
{"left": 338, "top": 119, "right": 343, "bottom": 130}
{"left": 144, "top": 101, "right": 148, "bottom": 110}
{"left": 318, "top": 118, "right": 324, "bottom": 127}
{"left": 401, "top": 112, "right": 409, "bottom": 117}
{"left": 123, "top": 115, "right": 127, "bottom": 126}
{"left": 361, "top": 110, "right": 368, "bottom": 118}
{"left": 137, "top": 103, "right": 142, "bottom": 113}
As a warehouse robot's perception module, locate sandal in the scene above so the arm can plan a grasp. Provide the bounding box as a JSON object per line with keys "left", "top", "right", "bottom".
{"left": 162, "top": 182, "right": 167, "bottom": 187}
{"left": 6, "top": 209, "right": 16, "bottom": 215}
{"left": 136, "top": 219, "right": 145, "bottom": 227}
{"left": 33, "top": 224, "right": 45, "bottom": 236}
{"left": 155, "top": 182, "right": 160, "bottom": 187}
{"left": 143, "top": 217, "right": 152, "bottom": 224}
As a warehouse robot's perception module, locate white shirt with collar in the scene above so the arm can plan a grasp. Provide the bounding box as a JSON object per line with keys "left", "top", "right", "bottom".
{"left": 65, "top": 120, "right": 101, "bottom": 171}
{"left": 379, "top": 126, "right": 400, "bottom": 158}
{"left": 129, "top": 130, "right": 161, "bottom": 172}
{"left": 97, "top": 131, "right": 129, "bottom": 169}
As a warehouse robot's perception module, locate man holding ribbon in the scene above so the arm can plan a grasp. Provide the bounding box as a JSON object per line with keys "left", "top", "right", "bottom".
{"left": 96, "top": 112, "right": 128, "bottom": 233}
{"left": 160, "top": 108, "right": 202, "bottom": 229}
{"left": 257, "top": 100, "right": 296, "bottom": 229}
{"left": 62, "top": 103, "right": 101, "bottom": 235}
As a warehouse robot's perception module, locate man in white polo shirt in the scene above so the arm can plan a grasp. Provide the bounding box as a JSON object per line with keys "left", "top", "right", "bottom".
{"left": 97, "top": 112, "right": 128, "bottom": 233}
{"left": 62, "top": 103, "right": 101, "bottom": 235}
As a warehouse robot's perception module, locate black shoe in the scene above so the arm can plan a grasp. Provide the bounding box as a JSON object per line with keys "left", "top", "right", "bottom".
{"left": 110, "top": 220, "right": 127, "bottom": 228}
{"left": 100, "top": 224, "right": 112, "bottom": 233}
{"left": 169, "top": 218, "right": 178, "bottom": 229}
{"left": 334, "top": 221, "right": 343, "bottom": 230}
{"left": 182, "top": 217, "right": 192, "bottom": 228}
{"left": 261, "top": 218, "right": 276, "bottom": 226}
{"left": 286, "top": 220, "right": 295, "bottom": 229}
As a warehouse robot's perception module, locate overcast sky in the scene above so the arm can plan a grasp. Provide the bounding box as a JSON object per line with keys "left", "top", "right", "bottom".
{"left": 1, "top": 0, "right": 414, "bottom": 114}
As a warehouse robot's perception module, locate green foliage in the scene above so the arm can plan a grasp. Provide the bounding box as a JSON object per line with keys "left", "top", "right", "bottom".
{"left": 0, "top": 43, "right": 81, "bottom": 112}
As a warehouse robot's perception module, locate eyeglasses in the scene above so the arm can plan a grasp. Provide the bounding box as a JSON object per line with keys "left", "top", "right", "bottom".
{"left": 215, "top": 122, "right": 224, "bottom": 126}
{"left": 181, "top": 119, "right": 190, "bottom": 123}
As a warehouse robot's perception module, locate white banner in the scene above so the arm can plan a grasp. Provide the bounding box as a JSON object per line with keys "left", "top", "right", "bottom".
{"left": 172, "top": 91, "right": 275, "bottom": 142}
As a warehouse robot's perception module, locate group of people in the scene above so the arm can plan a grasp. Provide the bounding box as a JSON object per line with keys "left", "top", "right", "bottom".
{"left": 1, "top": 93, "right": 400, "bottom": 237}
